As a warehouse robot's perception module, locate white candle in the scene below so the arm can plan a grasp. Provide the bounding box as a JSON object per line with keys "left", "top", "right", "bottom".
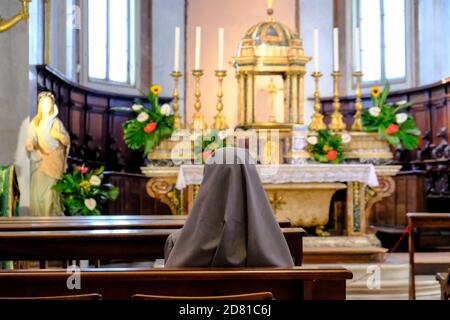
{"left": 195, "top": 26, "right": 201, "bottom": 70}
{"left": 313, "top": 29, "right": 320, "bottom": 72}
{"left": 333, "top": 28, "right": 339, "bottom": 72}
{"left": 218, "top": 28, "right": 224, "bottom": 70}
{"left": 355, "top": 27, "right": 361, "bottom": 72}
{"left": 174, "top": 27, "right": 180, "bottom": 72}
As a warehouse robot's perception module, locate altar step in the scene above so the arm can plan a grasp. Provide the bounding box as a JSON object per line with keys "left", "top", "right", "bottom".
{"left": 302, "top": 235, "right": 387, "bottom": 264}
{"left": 304, "top": 258, "right": 441, "bottom": 300}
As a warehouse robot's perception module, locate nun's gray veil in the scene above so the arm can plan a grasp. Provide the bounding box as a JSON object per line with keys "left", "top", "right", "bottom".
{"left": 164, "top": 147, "right": 294, "bottom": 267}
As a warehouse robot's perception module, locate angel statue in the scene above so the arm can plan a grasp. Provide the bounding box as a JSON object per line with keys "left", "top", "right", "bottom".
{"left": 26, "top": 91, "right": 70, "bottom": 216}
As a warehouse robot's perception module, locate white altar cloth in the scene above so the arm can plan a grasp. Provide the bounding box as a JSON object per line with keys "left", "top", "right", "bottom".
{"left": 175, "top": 164, "right": 379, "bottom": 190}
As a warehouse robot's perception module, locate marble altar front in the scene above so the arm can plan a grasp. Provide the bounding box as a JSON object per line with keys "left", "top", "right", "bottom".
{"left": 141, "top": 164, "right": 401, "bottom": 236}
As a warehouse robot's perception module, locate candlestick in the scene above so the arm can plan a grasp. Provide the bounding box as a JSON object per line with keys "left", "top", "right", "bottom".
{"left": 195, "top": 27, "right": 201, "bottom": 70}
{"left": 333, "top": 28, "right": 339, "bottom": 72}
{"left": 328, "top": 71, "right": 346, "bottom": 131}
{"left": 212, "top": 70, "right": 228, "bottom": 130}
{"left": 174, "top": 27, "right": 180, "bottom": 72}
{"left": 218, "top": 28, "right": 224, "bottom": 71}
{"left": 309, "top": 71, "right": 326, "bottom": 131}
{"left": 351, "top": 71, "right": 363, "bottom": 131}
{"left": 313, "top": 29, "right": 320, "bottom": 72}
{"left": 355, "top": 28, "right": 361, "bottom": 72}
{"left": 190, "top": 69, "right": 207, "bottom": 131}
{"left": 171, "top": 71, "right": 183, "bottom": 129}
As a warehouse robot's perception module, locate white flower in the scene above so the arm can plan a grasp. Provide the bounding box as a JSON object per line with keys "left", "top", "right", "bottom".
{"left": 218, "top": 129, "right": 232, "bottom": 140}
{"left": 369, "top": 107, "right": 381, "bottom": 117}
{"left": 395, "top": 113, "right": 408, "bottom": 124}
{"left": 84, "top": 198, "right": 97, "bottom": 211}
{"left": 89, "top": 175, "right": 102, "bottom": 187}
{"left": 160, "top": 104, "right": 172, "bottom": 116}
{"left": 341, "top": 133, "right": 352, "bottom": 144}
{"left": 132, "top": 104, "right": 143, "bottom": 112}
{"left": 306, "top": 136, "right": 318, "bottom": 145}
{"left": 136, "top": 112, "right": 149, "bottom": 122}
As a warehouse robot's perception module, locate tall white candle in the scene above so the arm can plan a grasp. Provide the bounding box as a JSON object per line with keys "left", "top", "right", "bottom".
{"left": 195, "top": 26, "right": 201, "bottom": 70}
{"left": 313, "top": 29, "right": 320, "bottom": 72}
{"left": 218, "top": 28, "right": 224, "bottom": 70}
{"left": 355, "top": 27, "right": 361, "bottom": 72}
{"left": 333, "top": 28, "right": 339, "bottom": 72}
{"left": 174, "top": 27, "right": 180, "bottom": 72}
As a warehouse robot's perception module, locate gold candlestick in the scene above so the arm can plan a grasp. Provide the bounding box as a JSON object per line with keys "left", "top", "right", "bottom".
{"left": 190, "top": 69, "right": 207, "bottom": 131}
{"left": 351, "top": 71, "right": 363, "bottom": 131}
{"left": 171, "top": 71, "right": 183, "bottom": 129}
{"left": 328, "top": 71, "right": 346, "bottom": 131}
{"left": 212, "top": 70, "right": 228, "bottom": 130}
{"left": 309, "top": 71, "right": 326, "bottom": 131}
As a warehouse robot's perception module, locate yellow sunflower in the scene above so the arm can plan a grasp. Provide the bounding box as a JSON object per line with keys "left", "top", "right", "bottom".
{"left": 150, "top": 85, "right": 162, "bottom": 95}
{"left": 79, "top": 180, "right": 91, "bottom": 191}
{"left": 323, "top": 145, "right": 332, "bottom": 152}
{"left": 371, "top": 86, "right": 381, "bottom": 98}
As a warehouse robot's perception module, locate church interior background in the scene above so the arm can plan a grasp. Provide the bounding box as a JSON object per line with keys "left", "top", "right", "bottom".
{"left": 0, "top": 0, "right": 449, "bottom": 301}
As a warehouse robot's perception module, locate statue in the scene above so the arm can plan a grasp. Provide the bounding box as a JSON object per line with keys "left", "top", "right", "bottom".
{"left": 26, "top": 92, "right": 70, "bottom": 216}
{"left": 0, "top": 0, "right": 30, "bottom": 33}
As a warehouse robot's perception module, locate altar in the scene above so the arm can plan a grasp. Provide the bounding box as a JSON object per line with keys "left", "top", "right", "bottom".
{"left": 142, "top": 164, "right": 401, "bottom": 236}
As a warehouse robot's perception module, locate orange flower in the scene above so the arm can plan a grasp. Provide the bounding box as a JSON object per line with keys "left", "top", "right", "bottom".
{"left": 150, "top": 85, "right": 162, "bottom": 95}
{"left": 202, "top": 150, "right": 213, "bottom": 160}
{"left": 144, "top": 122, "right": 158, "bottom": 134}
{"left": 371, "top": 86, "right": 381, "bottom": 98}
{"left": 385, "top": 124, "right": 399, "bottom": 135}
{"left": 326, "top": 150, "right": 338, "bottom": 161}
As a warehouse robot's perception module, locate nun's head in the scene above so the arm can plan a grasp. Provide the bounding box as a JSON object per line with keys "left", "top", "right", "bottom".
{"left": 205, "top": 147, "right": 258, "bottom": 165}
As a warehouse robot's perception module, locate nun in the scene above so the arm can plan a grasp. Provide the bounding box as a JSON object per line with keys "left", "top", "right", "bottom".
{"left": 164, "top": 147, "right": 294, "bottom": 267}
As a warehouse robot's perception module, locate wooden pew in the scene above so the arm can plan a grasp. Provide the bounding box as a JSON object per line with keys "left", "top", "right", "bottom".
{"left": 0, "top": 228, "right": 305, "bottom": 267}
{"left": 0, "top": 215, "right": 293, "bottom": 230}
{"left": 436, "top": 269, "right": 449, "bottom": 300}
{"left": 407, "top": 213, "right": 450, "bottom": 300}
{"left": 0, "top": 267, "right": 353, "bottom": 300}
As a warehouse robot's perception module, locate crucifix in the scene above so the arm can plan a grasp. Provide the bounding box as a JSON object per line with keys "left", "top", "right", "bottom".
{"left": 266, "top": 77, "right": 283, "bottom": 123}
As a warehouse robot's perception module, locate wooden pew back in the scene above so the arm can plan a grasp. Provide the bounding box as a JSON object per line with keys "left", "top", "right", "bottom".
{"left": 0, "top": 267, "right": 352, "bottom": 300}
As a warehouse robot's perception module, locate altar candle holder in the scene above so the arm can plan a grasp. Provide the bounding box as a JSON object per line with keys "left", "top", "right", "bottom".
{"left": 328, "top": 71, "right": 346, "bottom": 132}
{"left": 309, "top": 71, "right": 326, "bottom": 131}
{"left": 212, "top": 70, "right": 228, "bottom": 130}
{"left": 171, "top": 71, "right": 183, "bottom": 129}
{"left": 351, "top": 71, "right": 364, "bottom": 131}
{"left": 190, "top": 69, "right": 208, "bottom": 131}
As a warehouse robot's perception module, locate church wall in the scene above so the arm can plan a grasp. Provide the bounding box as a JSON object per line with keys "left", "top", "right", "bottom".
{"left": 418, "top": 0, "right": 450, "bottom": 85}
{"left": 0, "top": 1, "right": 33, "bottom": 214}
{"left": 185, "top": 0, "right": 297, "bottom": 129}
{"left": 299, "top": 0, "right": 334, "bottom": 126}
{"left": 152, "top": 0, "right": 186, "bottom": 121}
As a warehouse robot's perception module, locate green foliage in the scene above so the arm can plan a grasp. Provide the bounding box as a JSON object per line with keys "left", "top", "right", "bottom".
{"left": 362, "top": 84, "right": 420, "bottom": 151}
{"left": 307, "top": 130, "right": 345, "bottom": 164}
{"left": 122, "top": 85, "right": 175, "bottom": 156}
{"left": 52, "top": 166, "right": 119, "bottom": 216}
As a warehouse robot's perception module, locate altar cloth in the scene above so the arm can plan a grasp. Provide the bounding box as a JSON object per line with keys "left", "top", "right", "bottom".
{"left": 175, "top": 164, "right": 379, "bottom": 190}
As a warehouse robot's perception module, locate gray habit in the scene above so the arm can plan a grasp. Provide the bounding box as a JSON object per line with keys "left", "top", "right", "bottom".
{"left": 164, "top": 147, "right": 294, "bottom": 267}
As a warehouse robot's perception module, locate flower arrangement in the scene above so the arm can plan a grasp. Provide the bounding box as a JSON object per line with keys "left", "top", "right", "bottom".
{"left": 52, "top": 165, "right": 119, "bottom": 216}
{"left": 123, "top": 85, "right": 175, "bottom": 156}
{"left": 306, "top": 129, "right": 351, "bottom": 164}
{"left": 362, "top": 85, "right": 420, "bottom": 150}
{"left": 194, "top": 129, "right": 232, "bottom": 163}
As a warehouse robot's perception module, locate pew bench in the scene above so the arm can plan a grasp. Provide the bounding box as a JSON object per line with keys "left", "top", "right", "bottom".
{"left": 0, "top": 215, "right": 293, "bottom": 230}
{"left": 0, "top": 267, "right": 353, "bottom": 300}
{"left": 0, "top": 228, "right": 305, "bottom": 267}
